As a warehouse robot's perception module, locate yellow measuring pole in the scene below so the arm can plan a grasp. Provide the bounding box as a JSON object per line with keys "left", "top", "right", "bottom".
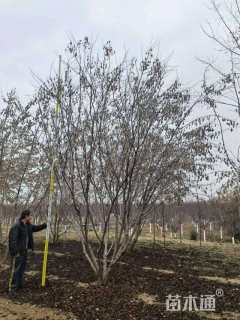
{"left": 41, "top": 55, "right": 62, "bottom": 287}
{"left": 41, "top": 164, "right": 55, "bottom": 287}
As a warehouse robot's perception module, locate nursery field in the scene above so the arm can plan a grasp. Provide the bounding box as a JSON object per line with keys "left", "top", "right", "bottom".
{"left": 2, "top": 0, "right": 240, "bottom": 319}
{"left": 0, "top": 239, "right": 240, "bottom": 320}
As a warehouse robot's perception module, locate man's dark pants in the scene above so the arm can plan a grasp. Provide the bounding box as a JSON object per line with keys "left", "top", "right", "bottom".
{"left": 10, "top": 254, "right": 27, "bottom": 290}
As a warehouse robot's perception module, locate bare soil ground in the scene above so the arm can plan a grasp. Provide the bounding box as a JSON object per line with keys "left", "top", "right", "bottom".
{"left": 0, "top": 240, "right": 240, "bottom": 319}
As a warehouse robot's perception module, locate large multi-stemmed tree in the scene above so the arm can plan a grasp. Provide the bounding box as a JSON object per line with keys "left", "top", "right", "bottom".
{"left": 33, "top": 39, "right": 218, "bottom": 284}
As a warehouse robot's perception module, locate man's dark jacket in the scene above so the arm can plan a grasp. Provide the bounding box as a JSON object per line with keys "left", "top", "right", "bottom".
{"left": 9, "top": 220, "right": 47, "bottom": 257}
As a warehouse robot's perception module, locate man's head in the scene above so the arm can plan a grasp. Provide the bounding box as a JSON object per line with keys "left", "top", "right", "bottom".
{"left": 20, "top": 209, "right": 32, "bottom": 224}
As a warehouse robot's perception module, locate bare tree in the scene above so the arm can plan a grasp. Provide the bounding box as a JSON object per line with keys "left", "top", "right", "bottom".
{"left": 31, "top": 39, "right": 218, "bottom": 284}
{"left": 202, "top": 0, "right": 240, "bottom": 234}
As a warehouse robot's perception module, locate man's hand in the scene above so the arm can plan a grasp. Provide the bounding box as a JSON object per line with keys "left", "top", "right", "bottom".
{"left": 32, "top": 223, "right": 47, "bottom": 232}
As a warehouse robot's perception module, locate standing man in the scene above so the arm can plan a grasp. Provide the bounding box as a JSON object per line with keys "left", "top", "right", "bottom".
{"left": 8, "top": 209, "right": 47, "bottom": 292}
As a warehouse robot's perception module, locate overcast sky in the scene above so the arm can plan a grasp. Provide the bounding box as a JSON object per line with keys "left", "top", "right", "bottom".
{"left": 0, "top": 0, "right": 219, "bottom": 98}
{"left": 1, "top": 0, "right": 238, "bottom": 194}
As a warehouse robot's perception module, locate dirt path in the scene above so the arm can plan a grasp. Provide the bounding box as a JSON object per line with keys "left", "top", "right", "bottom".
{"left": 0, "top": 298, "right": 75, "bottom": 320}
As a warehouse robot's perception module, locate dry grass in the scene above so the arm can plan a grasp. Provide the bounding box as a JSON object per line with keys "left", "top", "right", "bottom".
{"left": 0, "top": 297, "right": 75, "bottom": 320}
{"left": 142, "top": 266, "right": 175, "bottom": 274}
{"left": 199, "top": 311, "right": 240, "bottom": 319}
{"left": 137, "top": 292, "right": 160, "bottom": 305}
{"left": 199, "top": 275, "right": 240, "bottom": 285}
